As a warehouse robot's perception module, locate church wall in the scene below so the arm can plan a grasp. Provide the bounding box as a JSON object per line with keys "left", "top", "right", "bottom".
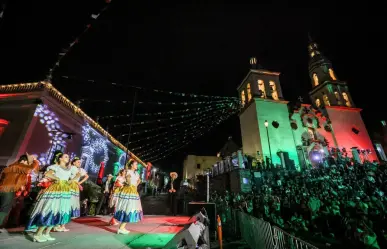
{"left": 239, "top": 101, "right": 262, "bottom": 156}
{"left": 316, "top": 123, "right": 336, "bottom": 149}
{"left": 254, "top": 99, "right": 300, "bottom": 169}
{"left": 289, "top": 112, "right": 304, "bottom": 146}
{"left": 327, "top": 107, "right": 378, "bottom": 161}
{"left": 0, "top": 94, "right": 38, "bottom": 166}
{"left": 290, "top": 110, "right": 335, "bottom": 149}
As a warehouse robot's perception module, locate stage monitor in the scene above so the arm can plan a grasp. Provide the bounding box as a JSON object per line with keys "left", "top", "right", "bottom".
{"left": 188, "top": 202, "right": 216, "bottom": 231}
{"left": 162, "top": 220, "right": 209, "bottom": 249}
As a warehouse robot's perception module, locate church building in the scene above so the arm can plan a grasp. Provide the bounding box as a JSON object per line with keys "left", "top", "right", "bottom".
{"left": 238, "top": 39, "right": 379, "bottom": 170}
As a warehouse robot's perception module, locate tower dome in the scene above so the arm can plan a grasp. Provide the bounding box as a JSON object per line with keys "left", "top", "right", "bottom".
{"left": 308, "top": 40, "right": 332, "bottom": 73}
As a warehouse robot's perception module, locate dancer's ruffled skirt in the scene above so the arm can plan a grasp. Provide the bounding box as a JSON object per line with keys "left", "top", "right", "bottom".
{"left": 109, "top": 187, "right": 122, "bottom": 208}
{"left": 26, "top": 181, "right": 71, "bottom": 228}
{"left": 69, "top": 181, "right": 80, "bottom": 218}
{"left": 114, "top": 185, "right": 143, "bottom": 223}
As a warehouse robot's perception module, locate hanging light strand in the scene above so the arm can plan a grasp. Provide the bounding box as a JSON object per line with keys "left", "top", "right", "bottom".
{"left": 113, "top": 103, "right": 233, "bottom": 128}
{"left": 79, "top": 98, "right": 236, "bottom": 106}
{"left": 61, "top": 74, "right": 237, "bottom": 100}
{"left": 130, "top": 109, "right": 229, "bottom": 153}
{"left": 142, "top": 110, "right": 237, "bottom": 162}
{"left": 115, "top": 104, "right": 237, "bottom": 136}
{"left": 99, "top": 103, "right": 229, "bottom": 119}
{"left": 138, "top": 109, "right": 237, "bottom": 158}
{"left": 118, "top": 105, "right": 236, "bottom": 145}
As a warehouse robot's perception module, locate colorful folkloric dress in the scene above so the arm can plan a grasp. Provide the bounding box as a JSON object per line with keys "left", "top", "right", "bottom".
{"left": 114, "top": 170, "right": 143, "bottom": 223}
{"left": 26, "top": 165, "right": 72, "bottom": 228}
{"left": 109, "top": 176, "right": 125, "bottom": 209}
{"left": 69, "top": 166, "right": 87, "bottom": 218}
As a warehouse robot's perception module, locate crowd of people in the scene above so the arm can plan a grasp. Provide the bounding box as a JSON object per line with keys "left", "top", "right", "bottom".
{"left": 0, "top": 152, "right": 143, "bottom": 243}
{"left": 212, "top": 158, "right": 387, "bottom": 249}
{"left": 5, "top": 149, "right": 387, "bottom": 248}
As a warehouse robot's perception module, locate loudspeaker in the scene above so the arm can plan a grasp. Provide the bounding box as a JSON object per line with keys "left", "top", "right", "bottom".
{"left": 162, "top": 221, "right": 208, "bottom": 249}
{"left": 188, "top": 202, "right": 216, "bottom": 231}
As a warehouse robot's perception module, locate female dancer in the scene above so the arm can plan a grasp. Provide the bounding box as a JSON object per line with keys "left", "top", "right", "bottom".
{"left": 55, "top": 157, "right": 88, "bottom": 232}
{"left": 114, "top": 160, "right": 143, "bottom": 234}
{"left": 26, "top": 152, "right": 72, "bottom": 242}
{"left": 109, "top": 169, "right": 126, "bottom": 226}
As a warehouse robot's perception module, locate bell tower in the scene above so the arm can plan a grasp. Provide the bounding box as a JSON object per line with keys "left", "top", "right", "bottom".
{"left": 238, "top": 57, "right": 299, "bottom": 169}
{"left": 308, "top": 36, "right": 354, "bottom": 109}
{"left": 307, "top": 37, "right": 378, "bottom": 162}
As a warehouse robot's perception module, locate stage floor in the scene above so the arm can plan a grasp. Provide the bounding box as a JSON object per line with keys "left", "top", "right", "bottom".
{"left": 0, "top": 215, "right": 190, "bottom": 249}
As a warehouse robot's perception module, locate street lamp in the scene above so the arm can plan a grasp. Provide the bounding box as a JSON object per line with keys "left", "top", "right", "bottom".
{"left": 205, "top": 169, "right": 210, "bottom": 202}
{"left": 264, "top": 120, "right": 272, "bottom": 168}
{"left": 152, "top": 168, "right": 157, "bottom": 179}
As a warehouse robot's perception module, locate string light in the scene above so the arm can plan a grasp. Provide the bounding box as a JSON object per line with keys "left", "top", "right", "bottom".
{"left": 99, "top": 104, "right": 229, "bottom": 119}
{"left": 131, "top": 123, "right": 207, "bottom": 152}
{"left": 120, "top": 104, "right": 238, "bottom": 145}
{"left": 137, "top": 116, "right": 224, "bottom": 158}
{"left": 61, "top": 75, "right": 238, "bottom": 100}
{"left": 113, "top": 103, "right": 235, "bottom": 127}
{"left": 130, "top": 108, "right": 232, "bottom": 152}
{"left": 143, "top": 110, "right": 236, "bottom": 162}
{"left": 80, "top": 98, "right": 235, "bottom": 106}
{"left": 140, "top": 109, "right": 237, "bottom": 161}
{"left": 116, "top": 104, "right": 237, "bottom": 137}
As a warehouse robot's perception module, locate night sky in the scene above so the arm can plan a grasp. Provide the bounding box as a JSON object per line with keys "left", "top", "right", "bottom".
{"left": 0, "top": 2, "right": 385, "bottom": 172}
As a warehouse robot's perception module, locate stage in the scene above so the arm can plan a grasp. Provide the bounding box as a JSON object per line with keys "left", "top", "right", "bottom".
{"left": 0, "top": 215, "right": 190, "bottom": 249}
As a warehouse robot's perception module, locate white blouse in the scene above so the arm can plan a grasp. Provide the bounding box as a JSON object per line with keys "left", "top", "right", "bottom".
{"left": 127, "top": 170, "right": 140, "bottom": 186}
{"left": 47, "top": 164, "right": 73, "bottom": 181}
{"left": 115, "top": 176, "right": 126, "bottom": 186}
{"left": 70, "top": 166, "right": 87, "bottom": 182}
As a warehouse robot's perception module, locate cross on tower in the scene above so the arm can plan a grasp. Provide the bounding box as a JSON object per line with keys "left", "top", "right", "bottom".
{"left": 298, "top": 96, "right": 304, "bottom": 102}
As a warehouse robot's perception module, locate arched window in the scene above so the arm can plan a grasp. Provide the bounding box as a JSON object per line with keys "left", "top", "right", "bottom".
{"left": 313, "top": 73, "right": 319, "bottom": 86}
{"left": 241, "top": 90, "right": 246, "bottom": 107}
{"left": 0, "top": 119, "right": 9, "bottom": 138}
{"left": 323, "top": 95, "right": 330, "bottom": 106}
{"left": 269, "top": 81, "right": 279, "bottom": 100}
{"left": 329, "top": 68, "right": 337, "bottom": 80}
{"left": 342, "top": 92, "right": 351, "bottom": 107}
{"left": 247, "top": 83, "right": 252, "bottom": 101}
{"left": 257, "top": 79, "right": 266, "bottom": 98}
{"left": 315, "top": 98, "right": 321, "bottom": 107}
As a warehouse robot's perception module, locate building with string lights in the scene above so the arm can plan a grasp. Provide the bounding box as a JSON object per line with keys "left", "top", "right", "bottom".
{"left": 238, "top": 39, "right": 385, "bottom": 170}
{"left": 0, "top": 81, "right": 145, "bottom": 177}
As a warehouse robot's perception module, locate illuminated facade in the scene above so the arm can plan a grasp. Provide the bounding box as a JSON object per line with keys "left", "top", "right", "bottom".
{"left": 0, "top": 82, "right": 145, "bottom": 177}
{"left": 238, "top": 67, "right": 300, "bottom": 170}
{"left": 238, "top": 40, "right": 379, "bottom": 170}
{"left": 183, "top": 155, "right": 220, "bottom": 180}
